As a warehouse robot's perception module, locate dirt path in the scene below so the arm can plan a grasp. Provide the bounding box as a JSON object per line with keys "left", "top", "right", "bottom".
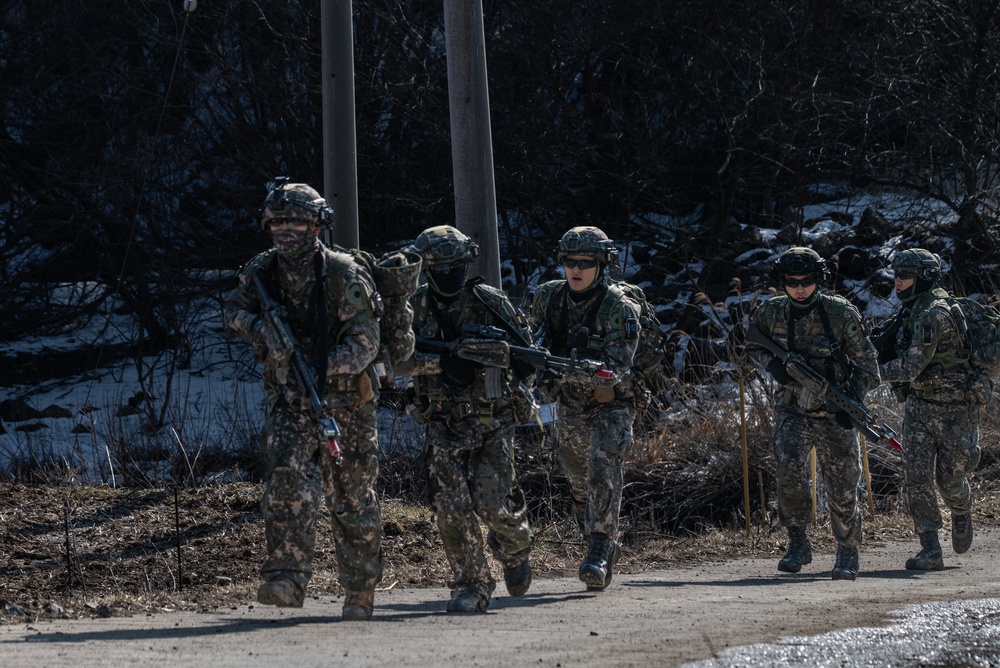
{"left": 5, "top": 526, "right": 1000, "bottom": 667}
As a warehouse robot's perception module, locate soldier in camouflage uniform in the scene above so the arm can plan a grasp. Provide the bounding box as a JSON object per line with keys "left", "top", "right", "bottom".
{"left": 397, "top": 225, "right": 534, "bottom": 614}
{"left": 223, "top": 181, "right": 384, "bottom": 620}
{"left": 876, "top": 248, "right": 981, "bottom": 570}
{"left": 528, "top": 226, "right": 641, "bottom": 591}
{"left": 749, "top": 247, "right": 880, "bottom": 580}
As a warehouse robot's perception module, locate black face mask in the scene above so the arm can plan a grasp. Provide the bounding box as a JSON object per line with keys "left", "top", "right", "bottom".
{"left": 427, "top": 262, "right": 468, "bottom": 297}
{"left": 897, "top": 277, "right": 933, "bottom": 303}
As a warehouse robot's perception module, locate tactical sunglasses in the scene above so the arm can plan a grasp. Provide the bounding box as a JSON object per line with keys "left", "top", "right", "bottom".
{"left": 893, "top": 271, "right": 916, "bottom": 281}
{"left": 783, "top": 278, "right": 817, "bottom": 289}
{"left": 562, "top": 258, "right": 599, "bottom": 270}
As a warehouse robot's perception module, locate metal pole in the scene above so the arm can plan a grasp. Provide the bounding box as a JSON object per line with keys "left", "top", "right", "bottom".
{"left": 321, "top": 0, "right": 360, "bottom": 250}
{"left": 442, "top": 0, "right": 502, "bottom": 287}
{"left": 739, "top": 376, "right": 751, "bottom": 536}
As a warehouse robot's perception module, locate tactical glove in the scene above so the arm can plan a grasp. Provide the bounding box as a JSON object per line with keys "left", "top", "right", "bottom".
{"left": 766, "top": 357, "right": 793, "bottom": 384}
{"left": 834, "top": 411, "right": 854, "bottom": 430}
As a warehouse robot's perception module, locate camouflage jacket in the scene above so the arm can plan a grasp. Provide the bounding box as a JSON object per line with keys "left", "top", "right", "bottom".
{"left": 881, "top": 287, "right": 980, "bottom": 402}
{"left": 752, "top": 291, "right": 879, "bottom": 411}
{"left": 223, "top": 246, "right": 381, "bottom": 408}
{"left": 528, "top": 279, "right": 640, "bottom": 409}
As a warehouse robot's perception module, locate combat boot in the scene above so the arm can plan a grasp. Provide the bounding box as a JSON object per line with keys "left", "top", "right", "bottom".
{"left": 952, "top": 513, "right": 973, "bottom": 554}
{"left": 256, "top": 578, "right": 304, "bottom": 608}
{"left": 830, "top": 546, "right": 859, "bottom": 581}
{"left": 342, "top": 589, "right": 374, "bottom": 621}
{"left": 446, "top": 590, "right": 489, "bottom": 614}
{"left": 503, "top": 558, "right": 532, "bottom": 597}
{"left": 905, "top": 531, "right": 944, "bottom": 570}
{"left": 777, "top": 527, "right": 812, "bottom": 573}
{"left": 578, "top": 532, "right": 621, "bottom": 591}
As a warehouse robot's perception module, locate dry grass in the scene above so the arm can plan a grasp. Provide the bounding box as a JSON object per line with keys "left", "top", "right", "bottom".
{"left": 3, "top": 385, "right": 999, "bottom": 624}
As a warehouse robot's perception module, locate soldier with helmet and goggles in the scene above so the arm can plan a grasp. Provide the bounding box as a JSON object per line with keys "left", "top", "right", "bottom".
{"left": 874, "top": 248, "right": 982, "bottom": 571}
{"left": 396, "top": 225, "right": 535, "bottom": 614}
{"left": 224, "top": 179, "right": 384, "bottom": 621}
{"left": 748, "top": 247, "right": 880, "bottom": 581}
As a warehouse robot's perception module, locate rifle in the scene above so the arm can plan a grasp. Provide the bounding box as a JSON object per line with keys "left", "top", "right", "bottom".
{"left": 870, "top": 310, "right": 904, "bottom": 364}
{"left": 415, "top": 322, "right": 616, "bottom": 380}
{"left": 746, "top": 323, "right": 902, "bottom": 451}
{"left": 251, "top": 268, "right": 343, "bottom": 464}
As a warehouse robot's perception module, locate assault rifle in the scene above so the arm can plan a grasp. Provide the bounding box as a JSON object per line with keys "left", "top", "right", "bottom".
{"left": 251, "top": 268, "right": 343, "bottom": 464}
{"left": 746, "top": 323, "right": 902, "bottom": 451}
{"left": 415, "top": 323, "right": 616, "bottom": 380}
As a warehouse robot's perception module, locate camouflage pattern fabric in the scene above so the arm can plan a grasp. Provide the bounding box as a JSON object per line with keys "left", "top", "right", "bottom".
{"left": 259, "top": 398, "right": 383, "bottom": 592}
{"left": 425, "top": 409, "right": 532, "bottom": 600}
{"left": 223, "top": 243, "right": 383, "bottom": 595}
{"left": 879, "top": 287, "right": 982, "bottom": 534}
{"left": 750, "top": 291, "right": 879, "bottom": 547}
{"left": 773, "top": 411, "right": 863, "bottom": 547}
{"left": 881, "top": 287, "right": 979, "bottom": 403}
{"left": 528, "top": 280, "right": 640, "bottom": 539}
{"left": 403, "top": 281, "right": 534, "bottom": 600}
{"left": 752, "top": 292, "right": 880, "bottom": 410}
{"left": 554, "top": 402, "right": 634, "bottom": 536}
{"left": 899, "top": 397, "right": 981, "bottom": 533}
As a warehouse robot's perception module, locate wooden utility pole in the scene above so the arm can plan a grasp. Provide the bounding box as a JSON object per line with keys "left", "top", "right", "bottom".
{"left": 321, "top": 0, "right": 360, "bottom": 249}
{"left": 442, "top": 0, "right": 501, "bottom": 287}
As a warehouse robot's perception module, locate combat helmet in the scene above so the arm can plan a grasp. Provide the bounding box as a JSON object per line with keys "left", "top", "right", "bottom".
{"left": 771, "top": 247, "right": 829, "bottom": 283}
{"left": 891, "top": 248, "right": 942, "bottom": 281}
{"left": 556, "top": 226, "right": 619, "bottom": 264}
{"left": 408, "top": 225, "right": 479, "bottom": 267}
{"left": 259, "top": 179, "right": 329, "bottom": 230}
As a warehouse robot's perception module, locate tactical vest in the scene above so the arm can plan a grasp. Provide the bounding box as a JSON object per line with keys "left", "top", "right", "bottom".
{"left": 533, "top": 280, "right": 632, "bottom": 357}
{"left": 409, "top": 280, "right": 529, "bottom": 423}
{"left": 256, "top": 247, "right": 378, "bottom": 400}
{"left": 763, "top": 292, "right": 859, "bottom": 388}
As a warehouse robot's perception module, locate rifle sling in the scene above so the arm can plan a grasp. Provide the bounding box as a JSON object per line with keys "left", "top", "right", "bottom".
{"left": 816, "top": 299, "right": 854, "bottom": 394}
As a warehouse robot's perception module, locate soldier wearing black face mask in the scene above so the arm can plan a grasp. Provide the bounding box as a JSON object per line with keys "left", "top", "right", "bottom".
{"left": 877, "top": 249, "right": 982, "bottom": 571}
{"left": 224, "top": 180, "right": 384, "bottom": 621}
{"left": 397, "top": 225, "right": 535, "bottom": 614}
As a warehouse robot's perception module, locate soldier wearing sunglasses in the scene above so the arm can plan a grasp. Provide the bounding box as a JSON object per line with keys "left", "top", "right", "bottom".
{"left": 528, "top": 226, "right": 641, "bottom": 592}
{"left": 748, "top": 247, "right": 880, "bottom": 581}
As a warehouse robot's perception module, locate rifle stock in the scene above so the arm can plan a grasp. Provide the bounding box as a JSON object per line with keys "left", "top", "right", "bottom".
{"left": 746, "top": 323, "right": 902, "bottom": 450}
{"left": 251, "top": 269, "right": 343, "bottom": 463}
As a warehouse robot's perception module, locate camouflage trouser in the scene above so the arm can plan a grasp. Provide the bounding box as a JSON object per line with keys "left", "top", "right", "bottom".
{"left": 425, "top": 410, "right": 533, "bottom": 601}
{"left": 774, "top": 409, "right": 863, "bottom": 549}
{"left": 556, "top": 401, "right": 635, "bottom": 539}
{"left": 259, "top": 397, "right": 383, "bottom": 593}
{"left": 901, "top": 396, "right": 981, "bottom": 534}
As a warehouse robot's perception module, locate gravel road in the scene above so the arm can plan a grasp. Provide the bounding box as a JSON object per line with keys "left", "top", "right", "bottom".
{"left": 5, "top": 526, "right": 1000, "bottom": 667}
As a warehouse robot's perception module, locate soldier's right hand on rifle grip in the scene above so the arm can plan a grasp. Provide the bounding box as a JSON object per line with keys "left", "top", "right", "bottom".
{"left": 767, "top": 357, "right": 793, "bottom": 384}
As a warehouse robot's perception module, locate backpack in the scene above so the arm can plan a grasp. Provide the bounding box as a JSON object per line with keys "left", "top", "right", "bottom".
{"left": 534, "top": 279, "right": 670, "bottom": 406}
{"left": 948, "top": 296, "right": 1000, "bottom": 380}
{"left": 338, "top": 247, "right": 423, "bottom": 385}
